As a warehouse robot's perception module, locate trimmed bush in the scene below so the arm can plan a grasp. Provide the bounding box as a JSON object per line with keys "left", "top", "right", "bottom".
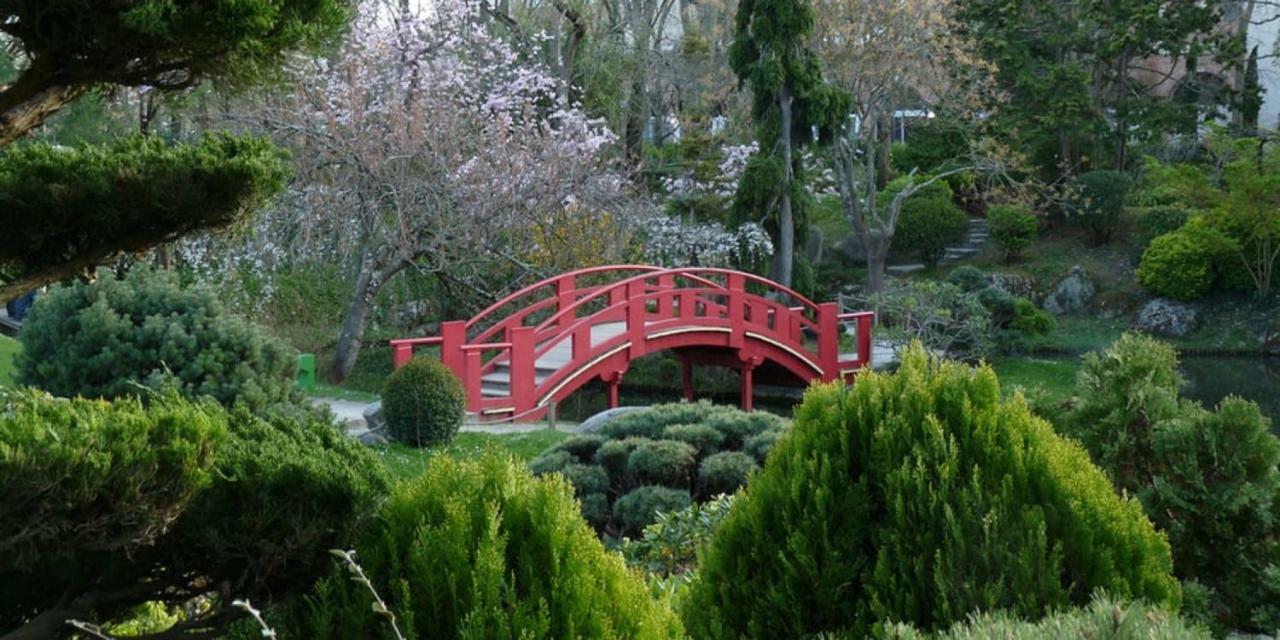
{"left": 561, "top": 463, "right": 610, "bottom": 497}
{"left": 682, "top": 344, "right": 1179, "bottom": 638}
{"left": 615, "top": 486, "right": 693, "bottom": 536}
{"left": 278, "top": 455, "right": 682, "bottom": 638}
{"left": 945, "top": 265, "right": 989, "bottom": 292}
{"left": 549, "top": 434, "right": 607, "bottom": 460}
{"left": 882, "top": 594, "right": 1209, "bottom": 640}
{"left": 17, "top": 266, "right": 296, "bottom": 410}
{"left": 1136, "top": 228, "right": 1219, "bottom": 300}
{"left": 698, "top": 451, "right": 758, "bottom": 497}
{"left": 662, "top": 423, "right": 725, "bottom": 454}
{"left": 1067, "top": 334, "right": 1280, "bottom": 633}
{"left": 1009, "top": 298, "right": 1055, "bottom": 336}
{"left": 987, "top": 204, "right": 1038, "bottom": 262}
{"left": 595, "top": 436, "right": 654, "bottom": 480}
{"left": 628, "top": 440, "right": 698, "bottom": 487}
{"left": 894, "top": 195, "right": 971, "bottom": 269}
{"left": 580, "top": 492, "right": 612, "bottom": 529}
{"left": 529, "top": 449, "right": 574, "bottom": 475}
{"left": 381, "top": 356, "right": 465, "bottom": 447}
{"left": 1074, "top": 170, "right": 1133, "bottom": 244}
{"left": 0, "top": 396, "right": 389, "bottom": 638}
{"left": 743, "top": 429, "right": 783, "bottom": 464}
{"left": 1138, "top": 205, "right": 1193, "bottom": 241}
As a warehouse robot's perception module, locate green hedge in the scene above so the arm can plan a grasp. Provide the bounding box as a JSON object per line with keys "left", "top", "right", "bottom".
{"left": 681, "top": 344, "right": 1179, "bottom": 638}
{"left": 530, "top": 401, "right": 787, "bottom": 535}
{"left": 17, "top": 266, "right": 297, "bottom": 411}
{"left": 278, "top": 455, "right": 683, "bottom": 639}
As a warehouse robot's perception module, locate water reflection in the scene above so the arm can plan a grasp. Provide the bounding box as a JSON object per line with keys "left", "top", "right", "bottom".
{"left": 1180, "top": 356, "right": 1280, "bottom": 431}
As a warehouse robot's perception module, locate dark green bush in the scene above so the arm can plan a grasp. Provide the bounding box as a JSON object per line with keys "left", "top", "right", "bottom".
{"left": 615, "top": 486, "right": 694, "bottom": 536}
{"left": 278, "top": 455, "right": 682, "bottom": 638}
{"left": 17, "top": 266, "right": 296, "bottom": 411}
{"left": 621, "top": 495, "right": 737, "bottom": 579}
{"left": 1074, "top": 170, "right": 1134, "bottom": 244}
{"left": 894, "top": 195, "right": 971, "bottom": 269}
{"left": 381, "top": 356, "right": 465, "bottom": 447}
{"left": 0, "top": 396, "right": 389, "bottom": 638}
{"left": 1066, "top": 334, "right": 1280, "bottom": 633}
{"left": 549, "top": 434, "right": 607, "bottom": 460}
{"left": 628, "top": 440, "right": 698, "bottom": 487}
{"left": 561, "top": 463, "right": 610, "bottom": 497}
{"left": 698, "top": 451, "right": 758, "bottom": 497}
{"left": 540, "top": 402, "right": 786, "bottom": 535}
{"left": 1009, "top": 298, "right": 1055, "bottom": 336}
{"left": 987, "top": 204, "right": 1038, "bottom": 261}
{"left": 743, "top": 429, "right": 783, "bottom": 464}
{"left": 946, "top": 265, "right": 989, "bottom": 292}
{"left": 682, "top": 344, "right": 1178, "bottom": 638}
{"left": 662, "top": 423, "right": 725, "bottom": 454}
{"left": 881, "top": 594, "right": 1209, "bottom": 640}
{"left": 580, "top": 492, "right": 612, "bottom": 529}
{"left": 1138, "top": 205, "right": 1193, "bottom": 242}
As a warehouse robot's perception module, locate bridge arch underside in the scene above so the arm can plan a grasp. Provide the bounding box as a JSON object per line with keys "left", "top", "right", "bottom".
{"left": 527, "top": 329, "right": 821, "bottom": 418}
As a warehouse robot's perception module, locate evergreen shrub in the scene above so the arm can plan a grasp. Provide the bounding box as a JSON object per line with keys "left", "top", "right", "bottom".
{"left": 277, "top": 455, "right": 682, "bottom": 639}
{"left": 1136, "top": 225, "right": 1224, "bottom": 300}
{"left": 532, "top": 401, "right": 787, "bottom": 535}
{"left": 894, "top": 195, "right": 971, "bottom": 269}
{"left": 987, "top": 204, "right": 1038, "bottom": 261}
{"left": 17, "top": 266, "right": 296, "bottom": 410}
{"left": 1067, "top": 334, "right": 1280, "bottom": 633}
{"left": 681, "top": 344, "right": 1179, "bottom": 638}
{"left": 1075, "top": 170, "right": 1134, "bottom": 244}
{"left": 381, "top": 356, "right": 465, "bottom": 447}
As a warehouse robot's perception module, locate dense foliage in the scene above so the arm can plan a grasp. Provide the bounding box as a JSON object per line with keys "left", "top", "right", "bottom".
{"left": 893, "top": 193, "right": 971, "bottom": 269}
{"left": 881, "top": 594, "right": 1209, "bottom": 640}
{"left": 18, "top": 266, "right": 297, "bottom": 411}
{"left": 530, "top": 401, "right": 787, "bottom": 535}
{"left": 381, "top": 357, "right": 465, "bottom": 447}
{"left": 1136, "top": 222, "right": 1227, "bottom": 300}
{"left": 0, "top": 396, "right": 389, "bottom": 638}
{"left": 279, "top": 454, "right": 683, "bottom": 639}
{"left": 1066, "top": 334, "right": 1280, "bottom": 633}
{"left": 682, "top": 345, "right": 1178, "bottom": 638}
{"left": 1074, "top": 170, "right": 1133, "bottom": 244}
{"left": 986, "top": 204, "right": 1038, "bottom": 262}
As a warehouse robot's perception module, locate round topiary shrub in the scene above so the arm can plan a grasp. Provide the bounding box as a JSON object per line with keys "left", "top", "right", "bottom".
{"left": 894, "top": 196, "right": 971, "bottom": 269}
{"left": 276, "top": 455, "right": 683, "bottom": 638}
{"left": 381, "top": 357, "right": 465, "bottom": 447}
{"left": 662, "top": 423, "right": 725, "bottom": 454}
{"left": 1009, "top": 298, "right": 1055, "bottom": 336}
{"left": 743, "top": 429, "right": 782, "bottom": 464}
{"left": 561, "top": 463, "right": 610, "bottom": 497}
{"left": 1137, "top": 228, "right": 1218, "bottom": 300}
{"left": 579, "top": 492, "right": 612, "bottom": 530}
{"left": 1138, "top": 205, "right": 1192, "bottom": 242}
{"left": 535, "top": 401, "right": 787, "bottom": 536}
{"left": 615, "top": 486, "right": 693, "bottom": 536}
{"left": 945, "top": 266, "right": 989, "bottom": 293}
{"left": 682, "top": 344, "right": 1179, "bottom": 638}
{"left": 17, "top": 266, "right": 296, "bottom": 411}
{"left": 698, "top": 451, "right": 758, "bottom": 497}
{"left": 628, "top": 440, "right": 698, "bottom": 487}
{"left": 987, "top": 204, "right": 1038, "bottom": 262}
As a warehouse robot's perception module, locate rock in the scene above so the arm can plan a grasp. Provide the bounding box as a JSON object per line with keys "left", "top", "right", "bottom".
{"left": 1135, "top": 298, "right": 1199, "bottom": 337}
{"left": 986, "top": 272, "right": 1037, "bottom": 299}
{"left": 356, "top": 430, "right": 389, "bottom": 446}
{"left": 840, "top": 233, "right": 869, "bottom": 263}
{"left": 1041, "top": 266, "right": 1095, "bottom": 316}
{"left": 362, "top": 400, "right": 385, "bottom": 433}
{"left": 577, "top": 406, "right": 646, "bottom": 434}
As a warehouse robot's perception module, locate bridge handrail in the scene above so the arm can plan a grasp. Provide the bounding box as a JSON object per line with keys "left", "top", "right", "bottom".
{"left": 464, "top": 265, "right": 663, "bottom": 333}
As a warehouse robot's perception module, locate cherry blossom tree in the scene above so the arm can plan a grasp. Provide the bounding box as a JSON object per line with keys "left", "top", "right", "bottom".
{"left": 251, "top": 0, "right": 626, "bottom": 383}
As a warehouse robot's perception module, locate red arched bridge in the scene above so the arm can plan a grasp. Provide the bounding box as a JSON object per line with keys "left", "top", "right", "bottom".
{"left": 390, "top": 266, "right": 874, "bottom": 421}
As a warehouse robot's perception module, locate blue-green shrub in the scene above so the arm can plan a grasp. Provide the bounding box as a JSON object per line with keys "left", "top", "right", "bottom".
{"left": 615, "top": 486, "right": 694, "bottom": 536}
{"left": 381, "top": 357, "right": 465, "bottom": 447}
{"left": 698, "top": 451, "right": 758, "bottom": 497}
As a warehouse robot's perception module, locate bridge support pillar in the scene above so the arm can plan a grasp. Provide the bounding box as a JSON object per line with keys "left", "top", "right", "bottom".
{"left": 679, "top": 355, "right": 694, "bottom": 402}
{"left": 740, "top": 364, "right": 754, "bottom": 412}
{"left": 602, "top": 369, "right": 625, "bottom": 409}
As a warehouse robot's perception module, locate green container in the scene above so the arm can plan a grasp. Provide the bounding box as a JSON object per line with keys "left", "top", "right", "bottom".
{"left": 296, "top": 353, "right": 316, "bottom": 392}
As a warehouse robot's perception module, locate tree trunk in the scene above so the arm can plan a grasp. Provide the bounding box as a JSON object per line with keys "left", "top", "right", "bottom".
{"left": 773, "top": 86, "right": 795, "bottom": 287}
{"left": 864, "top": 232, "right": 891, "bottom": 293}
{"left": 0, "top": 58, "right": 85, "bottom": 145}
{"left": 329, "top": 262, "right": 383, "bottom": 384}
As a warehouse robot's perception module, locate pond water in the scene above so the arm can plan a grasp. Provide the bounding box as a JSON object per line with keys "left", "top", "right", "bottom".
{"left": 1180, "top": 356, "right": 1280, "bottom": 431}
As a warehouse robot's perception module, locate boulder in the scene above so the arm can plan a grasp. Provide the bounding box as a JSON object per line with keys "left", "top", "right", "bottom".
{"left": 356, "top": 430, "right": 389, "bottom": 446}
{"left": 362, "top": 400, "right": 385, "bottom": 433}
{"left": 1042, "top": 266, "right": 1095, "bottom": 316}
{"left": 577, "top": 406, "right": 646, "bottom": 434}
{"left": 1135, "top": 298, "right": 1199, "bottom": 337}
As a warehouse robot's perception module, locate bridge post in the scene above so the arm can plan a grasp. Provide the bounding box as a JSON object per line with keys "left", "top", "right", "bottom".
{"left": 727, "top": 272, "right": 745, "bottom": 349}
{"left": 510, "top": 326, "right": 536, "bottom": 414}
{"left": 464, "top": 349, "right": 482, "bottom": 413}
{"left": 857, "top": 312, "right": 874, "bottom": 368}
{"left": 818, "top": 302, "right": 840, "bottom": 382}
{"left": 740, "top": 363, "right": 754, "bottom": 412}
{"left": 679, "top": 354, "right": 694, "bottom": 402}
{"left": 556, "top": 275, "right": 576, "bottom": 331}
{"left": 657, "top": 274, "right": 675, "bottom": 316}
{"left": 440, "top": 321, "right": 466, "bottom": 379}
{"left": 627, "top": 280, "right": 647, "bottom": 360}
{"left": 602, "top": 370, "right": 625, "bottom": 409}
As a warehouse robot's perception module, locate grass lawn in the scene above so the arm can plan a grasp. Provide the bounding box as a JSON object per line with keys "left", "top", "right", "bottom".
{"left": 0, "top": 335, "right": 19, "bottom": 387}
{"left": 374, "top": 429, "right": 572, "bottom": 481}
{"left": 989, "top": 357, "right": 1081, "bottom": 405}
